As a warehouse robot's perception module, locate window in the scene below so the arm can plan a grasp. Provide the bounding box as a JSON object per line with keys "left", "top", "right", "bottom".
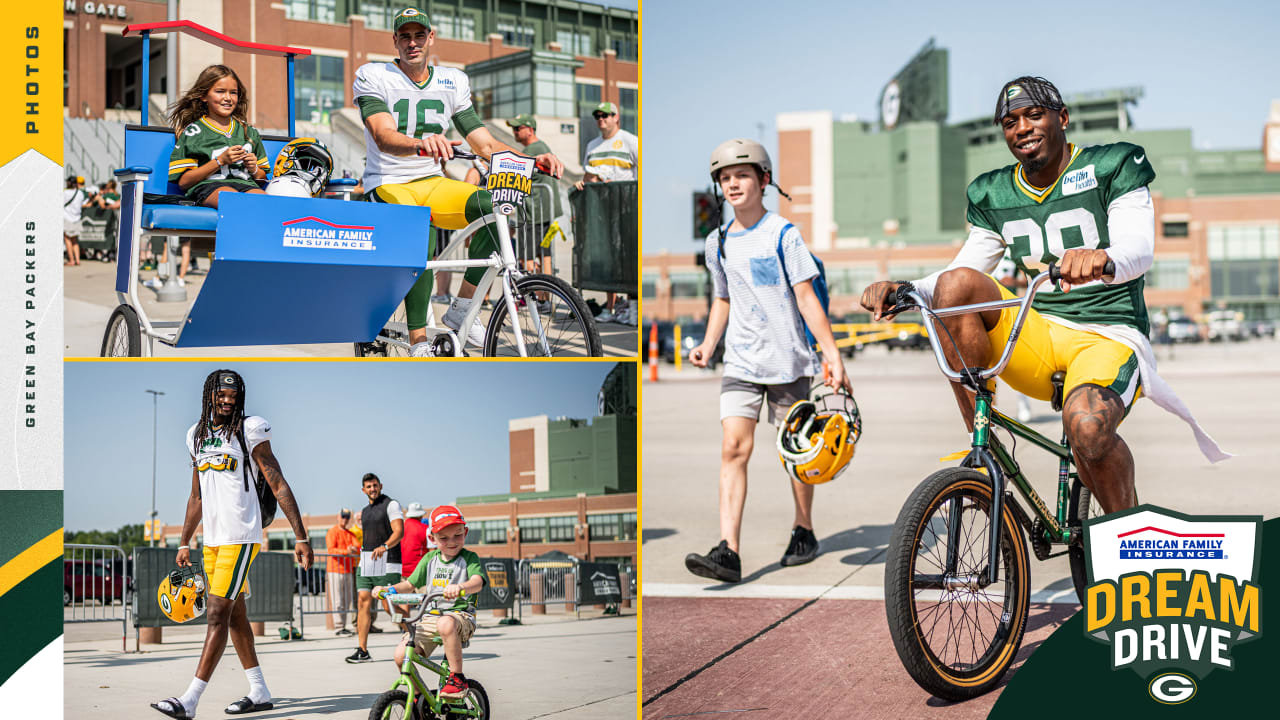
{"left": 1147, "top": 258, "right": 1190, "bottom": 290}
{"left": 496, "top": 18, "right": 535, "bottom": 48}
{"left": 618, "top": 87, "right": 637, "bottom": 135}
{"left": 519, "top": 518, "right": 547, "bottom": 543}
{"left": 480, "top": 519, "right": 507, "bottom": 545}
{"left": 309, "top": 529, "right": 327, "bottom": 551}
{"left": 361, "top": 0, "right": 394, "bottom": 30}
{"left": 668, "top": 271, "right": 707, "bottom": 300}
{"left": 433, "top": 10, "right": 476, "bottom": 41}
{"left": 587, "top": 513, "right": 636, "bottom": 541}
{"left": 556, "top": 28, "right": 593, "bottom": 57}
{"left": 576, "top": 82, "right": 601, "bottom": 119}
{"left": 642, "top": 272, "right": 659, "bottom": 299}
{"left": 1162, "top": 221, "right": 1189, "bottom": 238}
{"left": 534, "top": 64, "right": 575, "bottom": 118}
{"left": 267, "top": 532, "right": 293, "bottom": 551}
{"left": 827, "top": 265, "right": 878, "bottom": 297}
{"left": 286, "top": 0, "right": 336, "bottom": 23}
{"left": 609, "top": 34, "right": 637, "bottom": 62}
{"left": 1208, "top": 224, "right": 1280, "bottom": 298}
{"left": 294, "top": 54, "right": 346, "bottom": 125}
{"left": 549, "top": 516, "right": 575, "bottom": 542}
{"left": 471, "top": 64, "right": 532, "bottom": 120}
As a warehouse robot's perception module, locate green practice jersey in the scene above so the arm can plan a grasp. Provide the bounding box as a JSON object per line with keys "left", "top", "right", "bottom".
{"left": 168, "top": 117, "right": 268, "bottom": 196}
{"left": 966, "top": 141, "right": 1156, "bottom": 333}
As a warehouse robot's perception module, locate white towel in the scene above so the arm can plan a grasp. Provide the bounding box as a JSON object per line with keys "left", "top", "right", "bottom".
{"left": 1040, "top": 315, "right": 1233, "bottom": 463}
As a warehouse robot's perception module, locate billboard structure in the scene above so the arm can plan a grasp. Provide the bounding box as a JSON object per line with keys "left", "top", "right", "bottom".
{"left": 878, "top": 38, "right": 949, "bottom": 129}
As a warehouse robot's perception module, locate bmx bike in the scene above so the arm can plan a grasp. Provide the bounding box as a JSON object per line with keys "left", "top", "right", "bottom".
{"left": 368, "top": 591, "right": 489, "bottom": 720}
{"left": 355, "top": 150, "right": 601, "bottom": 358}
{"left": 880, "top": 262, "right": 1108, "bottom": 700}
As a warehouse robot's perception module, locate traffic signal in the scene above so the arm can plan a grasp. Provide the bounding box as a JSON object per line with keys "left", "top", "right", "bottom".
{"left": 693, "top": 191, "right": 719, "bottom": 239}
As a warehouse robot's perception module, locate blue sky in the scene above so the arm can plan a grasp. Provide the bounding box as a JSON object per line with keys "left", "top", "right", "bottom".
{"left": 63, "top": 361, "right": 620, "bottom": 532}
{"left": 640, "top": 0, "right": 1280, "bottom": 253}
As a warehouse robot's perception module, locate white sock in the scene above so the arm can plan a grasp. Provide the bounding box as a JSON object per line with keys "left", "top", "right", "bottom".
{"left": 179, "top": 677, "right": 207, "bottom": 714}
{"left": 245, "top": 665, "right": 271, "bottom": 704}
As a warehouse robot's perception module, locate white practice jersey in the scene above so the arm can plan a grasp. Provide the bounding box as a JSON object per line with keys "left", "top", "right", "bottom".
{"left": 185, "top": 416, "right": 272, "bottom": 546}
{"left": 353, "top": 62, "right": 477, "bottom": 190}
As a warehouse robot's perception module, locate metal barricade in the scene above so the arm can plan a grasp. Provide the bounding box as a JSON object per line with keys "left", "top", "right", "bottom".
{"left": 64, "top": 543, "right": 129, "bottom": 651}
{"left": 517, "top": 555, "right": 580, "bottom": 616}
{"left": 511, "top": 183, "right": 562, "bottom": 274}
{"left": 293, "top": 551, "right": 357, "bottom": 639}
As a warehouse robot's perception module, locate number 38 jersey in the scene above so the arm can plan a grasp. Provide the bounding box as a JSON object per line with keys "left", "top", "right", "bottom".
{"left": 352, "top": 62, "right": 485, "bottom": 191}
{"left": 966, "top": 142, "right": 1156, "bottom": 333}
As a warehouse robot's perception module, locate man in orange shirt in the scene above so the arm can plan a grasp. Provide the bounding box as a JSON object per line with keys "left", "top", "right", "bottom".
{"left": 325, "top": 509, "right": 361, "bottom": 637}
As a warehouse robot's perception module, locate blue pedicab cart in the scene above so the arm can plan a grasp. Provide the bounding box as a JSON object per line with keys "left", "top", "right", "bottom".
{"left": 102, "top": 21, "right": 600, "bottom": 357}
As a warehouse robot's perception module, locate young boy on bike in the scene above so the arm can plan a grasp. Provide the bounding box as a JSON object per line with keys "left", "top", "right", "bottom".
{"left": 684, "top": 138, "right": 853, "bottom": 584}
{"left": 374, "top": 505, "right": 485, "bottom": 700}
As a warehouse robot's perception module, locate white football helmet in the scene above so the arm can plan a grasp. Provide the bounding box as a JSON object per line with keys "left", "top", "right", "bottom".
{"left": 265, "top": 175, "right": 314, "bottom": 197}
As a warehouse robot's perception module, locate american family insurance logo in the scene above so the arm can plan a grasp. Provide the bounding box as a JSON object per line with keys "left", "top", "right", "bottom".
{"left": 281, "top": 217, "right": 376, "bottom": 250}
{"left": 1083, "top": 506, "right": 1262, "bottom": 705}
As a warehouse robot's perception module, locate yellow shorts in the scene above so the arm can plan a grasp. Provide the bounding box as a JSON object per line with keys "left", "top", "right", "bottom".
{"left": 368, "top": 176, "right": 482, "bottom": 231}
{"left": 202, "top": 543, "right": 260, "bottom": 600}
{"left": 985, "top": 278, "right": 1142, "bottom": 416}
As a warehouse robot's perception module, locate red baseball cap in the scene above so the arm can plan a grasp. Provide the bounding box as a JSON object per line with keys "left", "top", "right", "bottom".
{"left": 429, "top": 505, "right": 466, "bottom": 533}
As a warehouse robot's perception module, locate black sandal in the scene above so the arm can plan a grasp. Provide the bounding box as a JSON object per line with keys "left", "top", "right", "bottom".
{"left": 151, "top": 697, "right": 194, "bottom": 719}
{"left": 224, "top": 697, "right": 273, "bottom": 715}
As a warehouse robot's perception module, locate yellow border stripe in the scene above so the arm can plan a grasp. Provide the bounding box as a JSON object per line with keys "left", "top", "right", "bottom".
{"left": 0, "top": 528, "right": 63, "bottom": 600}
{"left": 1013, "top": 144, "right": 1081, "bottom": 203}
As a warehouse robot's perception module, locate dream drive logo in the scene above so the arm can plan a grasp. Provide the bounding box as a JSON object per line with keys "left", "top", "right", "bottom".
{"left": 1083, "top": 506, "right": 1262, "bottom": 705}
{"left": 485, "top": 150, "right": 534, "bottom": 216}
{"left": 280, "top": 216, "right": 376, "bottom": 250}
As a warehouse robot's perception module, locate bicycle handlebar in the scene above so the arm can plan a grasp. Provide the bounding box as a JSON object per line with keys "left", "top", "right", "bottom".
{"left": 895, "top": 260, "right": 1115, "bottom": 385}
{"left": 421, "top": 147, "right": 555, "bottom": 177}
{"left": 378, "top": 589, "right": 469, "bottom": 624}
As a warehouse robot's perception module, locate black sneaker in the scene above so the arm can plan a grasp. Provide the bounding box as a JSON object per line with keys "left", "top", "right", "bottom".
{"left": 781, "top": 526, "right": 819, "bottom": 566}
{"left": 345, "top": 647, "right": 372, "bottom": 663}
{"left": 685, "top": 540, "right": 741, "bottom": 583}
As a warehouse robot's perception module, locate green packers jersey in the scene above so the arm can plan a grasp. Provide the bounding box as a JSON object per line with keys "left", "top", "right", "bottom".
{"left": 966, "top": 142, "right": 1155, "bottom": 333}
{"left": 168, "top": 117, "right": 268, "bottom": 194}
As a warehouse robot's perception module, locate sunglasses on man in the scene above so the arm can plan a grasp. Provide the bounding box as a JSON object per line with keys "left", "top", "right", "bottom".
{"left": 593, "top": 112, "right": 615, "bottom": 119}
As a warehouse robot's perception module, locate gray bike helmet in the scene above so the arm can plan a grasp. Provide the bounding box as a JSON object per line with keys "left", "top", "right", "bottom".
{"left": 709, "top": 138, "right": 772, "bottom": 183}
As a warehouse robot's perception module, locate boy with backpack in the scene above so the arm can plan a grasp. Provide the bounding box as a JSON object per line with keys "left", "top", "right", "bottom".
{"left": 685, "top": 138, "right": 853, "bottom": 583}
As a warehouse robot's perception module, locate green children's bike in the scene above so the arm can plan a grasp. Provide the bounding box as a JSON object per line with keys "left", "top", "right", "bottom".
{"left": 880, "top": 263, "right": 1107, "bottom": 701}
{"left": 368, "top": 592, "right": 489, "bottom": 720}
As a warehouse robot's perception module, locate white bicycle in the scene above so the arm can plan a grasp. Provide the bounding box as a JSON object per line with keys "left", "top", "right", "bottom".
{"left": 355, "top": 151, "right": 602, "bottom": 357}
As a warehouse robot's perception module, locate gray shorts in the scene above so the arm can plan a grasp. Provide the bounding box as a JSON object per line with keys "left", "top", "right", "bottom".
{"left": 720, "top": 376, "right": 810, "bottom": 425}
{"left": 64, "top": 218, "right": 82, "bottom": 237}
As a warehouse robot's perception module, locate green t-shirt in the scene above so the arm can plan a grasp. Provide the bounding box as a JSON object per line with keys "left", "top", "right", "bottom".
{"left": 965, "top": 141, "right": 1156, "bottom": 334}
{"left": 405, "top": 548, "right": 486, "bottom": 613}
{"left": 518, "top": 139, "right": 562, "bottom": 220}
{"left": 168, "top": 117, "right": 268, "bottom": 197}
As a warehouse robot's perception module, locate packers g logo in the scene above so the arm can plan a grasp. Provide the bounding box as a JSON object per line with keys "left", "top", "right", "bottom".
{"left": 1149, "top": 673, "right": 1196, "bottom": 704}
{"left": 159, "top": 593, "right": 172, "bottom": 614}
{"left": 1006, "top": 85, "right": 1023, "bottom": 100}
{"left": 399, "top": 8, "right": 420, "bottom": 16}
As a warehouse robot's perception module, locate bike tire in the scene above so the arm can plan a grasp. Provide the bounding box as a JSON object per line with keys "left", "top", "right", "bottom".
{"left": 101, "top": 305, "right": 142, "bottom": 357}
{"left": 482, "top": 274, "right": 602, "bottom": 357}
{"left": 1067, "top": 478, "right": 1103, "bottom": 605}
{"left": 884, "top": 467, "right": 1030, "bottom": 701}
{"left": 369, "top": 689, "right": 410, "bottom": 720}
{"left": 441, "top": 678, "right": 489, "bottom": 720}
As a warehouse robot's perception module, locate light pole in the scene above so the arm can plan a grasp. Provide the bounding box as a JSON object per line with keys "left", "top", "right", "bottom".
{"left": 145, "top": 389, "right": 165, "bottom": 547}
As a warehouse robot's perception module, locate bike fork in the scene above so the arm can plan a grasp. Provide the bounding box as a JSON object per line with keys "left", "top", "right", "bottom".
{"left": 966, "top": 392, "right": 1005, "bottom": 588}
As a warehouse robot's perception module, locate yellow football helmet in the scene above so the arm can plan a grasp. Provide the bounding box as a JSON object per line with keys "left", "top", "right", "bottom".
{"left": 157, "top": 565, "right": 207, "bottom": 623}
{"left": 272, "top": 138, "right": 333, "bottom": 197}
{"left": 776, "top": 389, "right": 861, "bottom": 485}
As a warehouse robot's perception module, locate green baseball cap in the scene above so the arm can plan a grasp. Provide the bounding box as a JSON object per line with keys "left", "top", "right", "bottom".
{"left": 506, "top": 114, "right": 536, "bottom": 130}
{"left": 593, "top": 102, "right": 619, "bottom": 116}
{"left": 393, "top": 7, "right": 431, "bottom": 32}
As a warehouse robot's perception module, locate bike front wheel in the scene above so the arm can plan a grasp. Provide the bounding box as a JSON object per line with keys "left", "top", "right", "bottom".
{"left": 884, "top": 467, "right": 1031, "bottom": 701}
{"left": 1067, "top": 478, "right": 1104, "bottom": 605}
{"left": 483, "top": 274, "right": 602, "bottom": 357}
{"left": 369, "top": 689, "right": 409, "bottom": 720}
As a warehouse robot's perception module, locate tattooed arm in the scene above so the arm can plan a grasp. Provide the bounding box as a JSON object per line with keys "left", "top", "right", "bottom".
{"left": 177, "top": 463, "right": 202, "bottom": 567}
{"left": 252, "top": 441, "right": 314, "bottom": 569}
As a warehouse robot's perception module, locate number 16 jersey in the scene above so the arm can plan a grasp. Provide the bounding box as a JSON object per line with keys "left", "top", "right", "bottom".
{"left": 352, "top": 61, "right": 485, "bottom": 191}
{"left": 965, "top": 142, "right": 1156, "bottom": 333}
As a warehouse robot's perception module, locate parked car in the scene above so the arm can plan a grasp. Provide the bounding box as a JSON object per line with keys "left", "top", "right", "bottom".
{"left": 1206, "top": 310, "right": 1246, "bottom": 342}
{"left": 1166, "top": 317, "right": 1202, "bottom": 343}
{"left": 64, "top": 559, "right": 126, "bottom": 606}
{"left": 662, "top": 322, "right": 724, "bottom": 367}
{"left": 1245, "top": 319, "right": 1276, "bottom": 339}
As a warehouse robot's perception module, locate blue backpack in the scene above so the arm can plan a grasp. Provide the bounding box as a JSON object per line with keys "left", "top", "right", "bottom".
{"left": 717, "top": 221, "right": 830, "bottom": 350}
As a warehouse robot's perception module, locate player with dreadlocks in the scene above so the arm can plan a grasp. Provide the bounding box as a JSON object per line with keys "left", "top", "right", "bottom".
{"left": 151, "top": 369, "right": 313, "bottom": 720}
{"left": 861, "top": 75, "right": 1229, "bottom": 518}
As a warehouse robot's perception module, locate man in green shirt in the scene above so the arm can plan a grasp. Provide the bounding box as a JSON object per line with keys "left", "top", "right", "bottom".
{"left": 506, "top": 114, "right": 562, "bottom": 285}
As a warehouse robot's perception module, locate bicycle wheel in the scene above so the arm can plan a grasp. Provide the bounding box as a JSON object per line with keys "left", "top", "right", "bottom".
{"left": 101, "top": 305, "right": 142, "bottom": 357}
{"left": 482, "top": 274, "right": 602, "bottom": 357}
{"left": 369, "top": 689, "right": 409, "bottom": 720}
{"left": 357, "top": 302, "right": 411, "bottom": 357}
{"left": 441, "top": 678, "right": 489, "bottom": 720}
{"left": 1067, "top": 478, "right": 1104, "bottom": 605}
{"left": 884, "top": 467, "right": 1030, "bottom": 701}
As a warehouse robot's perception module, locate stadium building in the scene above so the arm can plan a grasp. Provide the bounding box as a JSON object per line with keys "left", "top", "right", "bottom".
{"left": 63, "top": 0, "right": 638, "bottom": 178}
{"left": 644, "top": 39, "right": 1280, "bottom": 325}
